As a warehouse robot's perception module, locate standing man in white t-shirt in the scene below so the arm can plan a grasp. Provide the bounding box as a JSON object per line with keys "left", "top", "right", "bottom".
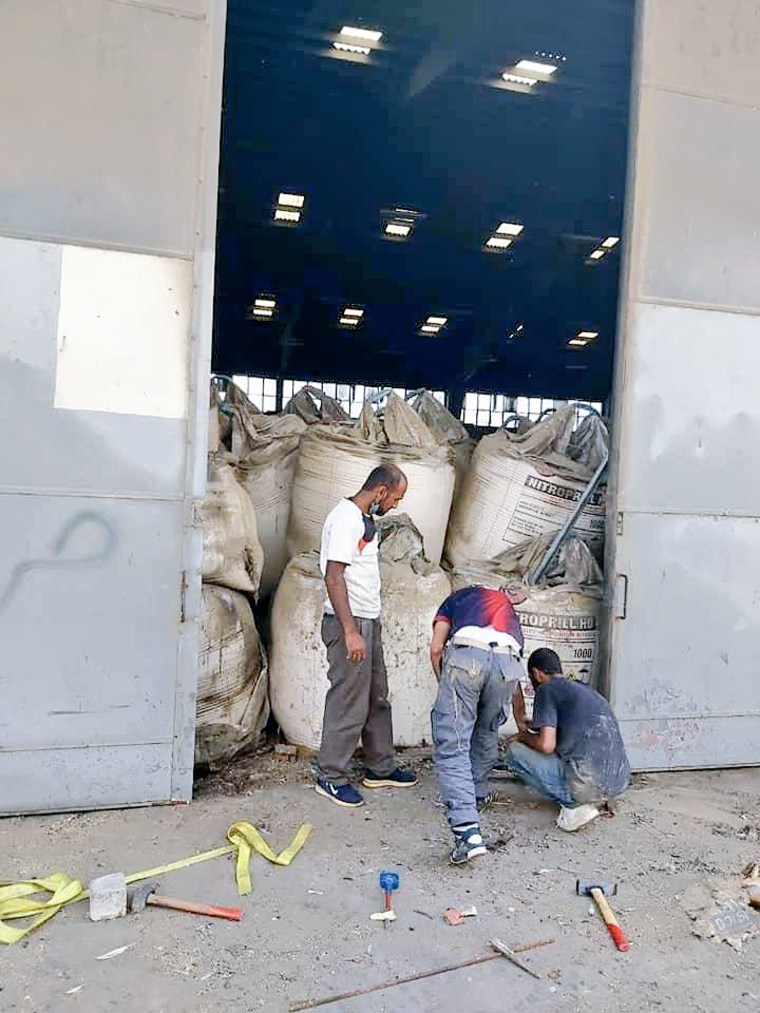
{"left": 315, "top": 464, "right": 418, "bottom": 807}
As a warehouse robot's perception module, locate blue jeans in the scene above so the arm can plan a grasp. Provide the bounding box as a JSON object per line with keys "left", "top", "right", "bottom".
{"left": 503, "top": 742, "right": 576, "bottom": 807}
{"left": 431, "top": 645, "right": 523, "bottom": 828}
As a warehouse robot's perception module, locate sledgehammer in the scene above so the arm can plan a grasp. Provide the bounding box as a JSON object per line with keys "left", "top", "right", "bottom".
{"left": 88, "top": 872, "right": 242, "bottom": 923}
{"left": 576, "top": 879, "right": 629, "bottom": 952}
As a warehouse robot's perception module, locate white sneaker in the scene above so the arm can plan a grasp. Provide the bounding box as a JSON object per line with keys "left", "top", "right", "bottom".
{"left": 556, "top": 803, "right": 600, "bottom": 832}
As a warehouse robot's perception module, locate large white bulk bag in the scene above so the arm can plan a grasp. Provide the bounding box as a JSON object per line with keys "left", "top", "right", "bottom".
{"left": 284, "top": 385, "right": 351, "bottom": 424}
{"left": 411, "top": 391, "right": 474, "bottom": 499}
{"left": 287, "top": 395, "right": 455, "bottom": 565}
{"left": 270, "top": 523, "right": 450, "bottom": 749}
{"left": 224, "top": 384, "right": 307, "bottom": 597}
{"left": 196, "top": 585, "right": 270, "bottom": 769}
{"left": 445, "top": 406, "right": 607, "bottom": 567}
{"left": 199, "top": 453, "right": 265, "bottom": 596}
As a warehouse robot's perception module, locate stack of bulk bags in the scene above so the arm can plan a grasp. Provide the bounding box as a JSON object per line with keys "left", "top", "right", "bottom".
{"left": 445, "top": 405, "right": 608, "bottom": 568}
{"left": 195, "top": 381, "right": 269, "bottom": 768}
{"left": 270, "top": 516, "right": 451, "bottom": 749}
{"left": 196, "top": 585, "right": 270, "bottom": 769}
{"left": 224, "top": 383, "right": 307, "bottom": 598}
{"left": 411, "top": 390, "right": 474, "bottom": 499}
{"left": 287, "top": 393, "right": 456, "bottom": 566}
{"left": 451, "top": 533, "right": 604, "bottom": 725}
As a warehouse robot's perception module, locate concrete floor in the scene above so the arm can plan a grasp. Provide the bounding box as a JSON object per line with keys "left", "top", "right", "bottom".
{"left": 1, "top": 757, "right": 759, "bottom": 1012}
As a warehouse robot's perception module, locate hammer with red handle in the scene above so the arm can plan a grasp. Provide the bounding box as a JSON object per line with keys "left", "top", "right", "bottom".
{"left": 128, "top": 881, "right": 243, "bottom": 922}
{"left": 576, "top": 879, "right": 630, "bottom": 952}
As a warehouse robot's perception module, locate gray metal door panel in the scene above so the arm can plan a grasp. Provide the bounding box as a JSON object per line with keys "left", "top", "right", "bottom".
{"left": 611, "top": 510, "right": 760, "bottom": 769}
{"left": 0, "top": 493, "right": 188, "bottom": 810}
{"left": 0, "top": 236, "right": 189, "bottom": 499}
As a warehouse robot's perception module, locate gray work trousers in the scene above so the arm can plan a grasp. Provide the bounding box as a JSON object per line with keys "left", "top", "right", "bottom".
{"left": 432, "top": 644, "right": 523, "bottom": 828}
{"left": 315, "top": 615, "right": 396, "bottom": 786}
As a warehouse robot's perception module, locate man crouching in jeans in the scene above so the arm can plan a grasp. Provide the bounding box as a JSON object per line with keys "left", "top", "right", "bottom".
{"left": 430, "top": 585, "right": 525, "bottom": 864}
{"left": 314, "top": 464, "right": 418, "bottom": 808}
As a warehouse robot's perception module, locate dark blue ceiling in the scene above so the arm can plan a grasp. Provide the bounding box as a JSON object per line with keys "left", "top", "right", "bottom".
{"left": 213, "top": 0, "right": 635, "bottom": 400}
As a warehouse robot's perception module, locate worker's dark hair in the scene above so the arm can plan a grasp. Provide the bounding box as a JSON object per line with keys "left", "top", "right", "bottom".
{"left": 527, "top": 648, "right": 563, "bottom": 677}
{"left": 362, "top": 464, "right": 407, "bottom": 492}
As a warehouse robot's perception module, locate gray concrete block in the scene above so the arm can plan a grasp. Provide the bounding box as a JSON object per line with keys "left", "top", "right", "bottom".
{"left": 88, "top": 872, "right": 127, "bottom": 922}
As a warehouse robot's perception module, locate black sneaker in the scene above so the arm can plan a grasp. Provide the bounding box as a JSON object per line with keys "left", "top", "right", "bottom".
{"left": 450, "top": 826, "right": 487, "bottom": 865}
{"left": 362, "top": 767, "right": 418, "bottom": 789}
{"left": 315, "top": 777, "right": 364, "bottom": 808}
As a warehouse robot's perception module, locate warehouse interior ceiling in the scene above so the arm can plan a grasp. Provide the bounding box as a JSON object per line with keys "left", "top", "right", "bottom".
{"left": 212, "top": 0, "right": 635, "bottom": 403}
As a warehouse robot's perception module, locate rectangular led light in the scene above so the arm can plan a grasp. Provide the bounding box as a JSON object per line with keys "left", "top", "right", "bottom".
{"left": 578, "top": 330, "right": 599, "bottom": 340}
{"left": 568, "top": 338, "right": 588, "bottom": 347}
{"left": 602, "top": 236, "right": 620, "bottom": 248}
{"left": 420, "top": 325, "right": 441, "bottom": 334}
{"left": 254, "top": 298, "right": 276, "bottom": 309}
{"left": 426, "top": 316, "right": 447, "bottom": 326}
{"left": 589, "top": 249, "right": 605, "bottom": 260}
{"left": 502, "top": 73, "right": 538, "bottom": 87}
{"left": 385, "top": 222, "right": 412, "bottom": 237}
{"left": 333, "top": 42, "right": 371, "bottom": 55}
{"left": 516, "top": 59, "right": 558, "bottom": 75}
{"left": 342, "top": 307, "right": 364, "bottom": 318}
{"left": 278, "top": 193, "right": 305, "bottom": 208}
{"left": 340, "top": 26, "right": 383, "bottom": 42}
{"left": 340, "top": 317, "right": 359, "bottom": 327}
{"left": 486, "top": 236, "right": 513, "bottom": 249}
{"left": 274, "top": 208, "right": 301, "bottom": 222}
{"left": 253, "top": 308, "right": 274, "bottom": 318}
{"left": 497, "top": 222, "right": 524, "bottom": 237}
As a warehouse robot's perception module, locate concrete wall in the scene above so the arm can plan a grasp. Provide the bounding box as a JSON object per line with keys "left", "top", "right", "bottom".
{"left": 607, "top": 0, "right": 760, "bottom": 768}
{"left": 0, "top": 0, "right": 226, "bottom": 812}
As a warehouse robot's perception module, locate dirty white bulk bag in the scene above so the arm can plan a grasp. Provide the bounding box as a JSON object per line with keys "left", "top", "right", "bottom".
{"left": 224, "top": 383, "right": 307, "bottom": 597}
{"left": 283, "top": 384, "right": 351, "bottom": 424}
{"left": 199, "top": 453, "right": 264, "bottom": 596}
{"left": 270, "top": 520, "right": 450, "bottom": 749}
{"left": 445, "top": 406, "right": 607, "bottom": 567}
{"left": 196, "top": 584, "right": 270, "bottom": 769}
{"left": 411, "top": 390, "right": 474, "bottom": 498}
{"left": 287, "top": 394, "right": 455, "bottom": 565}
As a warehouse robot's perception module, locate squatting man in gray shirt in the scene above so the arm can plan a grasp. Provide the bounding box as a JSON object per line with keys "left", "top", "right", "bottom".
{"left": 314, "top": 465, "right": 417, "bottom": 808}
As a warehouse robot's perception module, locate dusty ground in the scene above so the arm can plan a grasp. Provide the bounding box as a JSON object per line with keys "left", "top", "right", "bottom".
{"left": 1, "top": 753, "right": 759, "bottom": 1013}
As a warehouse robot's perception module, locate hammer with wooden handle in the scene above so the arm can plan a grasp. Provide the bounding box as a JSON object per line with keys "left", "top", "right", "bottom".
{"left": 128, "top": 881, "right": 243, "bottom": 922}
{"left": 576, "top": 879, "right": 630, "bottom": 952}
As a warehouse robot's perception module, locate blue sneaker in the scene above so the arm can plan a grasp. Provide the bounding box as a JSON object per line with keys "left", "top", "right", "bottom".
{"left": 362, "top": 767, "right": 418, "bottom": 789}
{"left": 450, "top": 825, "right": 487, "bottom": 865}
{"left": 315, "top": 777, "right": 364, "bottom": 808}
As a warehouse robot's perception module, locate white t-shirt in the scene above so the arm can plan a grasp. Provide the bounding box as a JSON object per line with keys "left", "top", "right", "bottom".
{"left": 320, "top": 498, "right": 381, "bottom": 620}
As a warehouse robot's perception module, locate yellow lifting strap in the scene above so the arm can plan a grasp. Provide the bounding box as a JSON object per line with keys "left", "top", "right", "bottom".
{"left": 0, "top": 819, "right": 311, "bottom": 946}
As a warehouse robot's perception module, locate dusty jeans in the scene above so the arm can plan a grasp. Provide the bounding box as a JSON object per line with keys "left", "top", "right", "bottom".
{"left": 431, "top": 644, "right": 523, "bottom": 828}
{"left": 315, "top": 615, "right": 396, "bottom": 786}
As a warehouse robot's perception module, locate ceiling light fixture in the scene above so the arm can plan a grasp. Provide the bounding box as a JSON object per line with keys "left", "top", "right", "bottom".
{"left": 589, "top": 249, "right": 605, "bottom": 261}
{"left": 420, "top": 325, "right": 440, "bottom": 335}
{"left": 340, "top": 316, "right": 360, "bottom": 327}
{"left": 497, "top": 222, "right": 524, "bottom": 237}
{"left": 502, "top": 72, "right": 538, "bottom": 86}
{"left": 342, "top": 307, "right": 364, "bottom": 318}
{"left": 339, "top": 26, "right": 383, "bottom": 42}
{"left": 384, "top": 222, "right": 412, "bottom": 238}
{"left": 274, "top": 208, "right": 301, "bottom": 223}
{"left": 333, "top": 42, "right": 371, "bottom": 55}
{"left": 278, "top": 193, "right": 305, "bottom": 208}
{"left": 568, "top": 338, "right": 588, "bottom": 347}
{"left": 486, "top": 236, "right": 513, "bottom": 249}
{"left": 516, "top": 59, "right": 557, "bottom": 75}
{"left": 254, "top": 298, "right": 276, "bottom": 309}
{"left": 427, "top": 316, "right": 448, "bottom": 327}
{"left": 602, "top": 236, "right": 620, "bottom": 248}
{"left": 578, "top": 330, "right": 599, "bottom": 340}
